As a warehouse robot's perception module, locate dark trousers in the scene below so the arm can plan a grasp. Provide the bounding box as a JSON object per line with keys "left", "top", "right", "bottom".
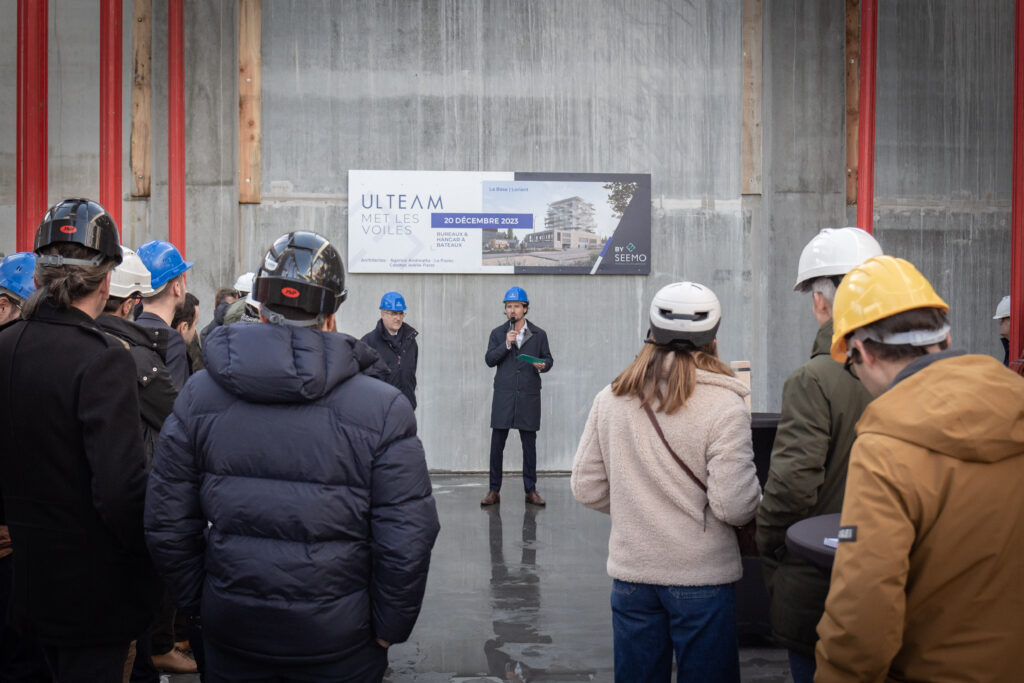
{"left": 128, "top": 628, "right": 157, "bottom": 683}
{"left": 130, "top": 585, "right": 177, "bottom": 683}
{"left": 0, "top": 555, "right": 51, "bottom": 683}
{"left": 41, "top": 643, "right": 129, "bottom": 683}
{"left": 489, "top": 429, "right": 537, "bottom": 493}
{"left": 204, "top": 640, "right": 386, "bottom": 683}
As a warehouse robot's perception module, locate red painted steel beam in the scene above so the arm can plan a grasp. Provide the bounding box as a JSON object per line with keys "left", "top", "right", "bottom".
{"left": 99, "top": 0, "right": 122, "bottom": 232}
{"left": 856, "top": 0, "right": 878, "bottom": 234}
{"left": 1011, "top": 0, "right": 1024, "bottom": 374}
{"left": 168, "top": 0, "right": 186, "bottom": 256}
{"left": 16, "top": 0, "right": 48, "bottom": 253}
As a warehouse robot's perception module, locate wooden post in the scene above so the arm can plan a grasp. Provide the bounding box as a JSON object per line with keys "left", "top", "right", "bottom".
{"left": 741, "top": 0, "right": 763, "bottom": 195}
{"left": 239, "top": 0, "right": 262, "bottom": 204}
{"left": 130, "top": 0, "right": 152, "bottom": 197}
{"left": 731, "top": 361, "right": 752, "bottom": 411}
{"left": 846, "top": 0, "right": 860, "bottom": 205}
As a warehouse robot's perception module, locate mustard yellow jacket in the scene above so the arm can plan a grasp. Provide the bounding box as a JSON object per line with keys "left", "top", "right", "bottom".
{"left": 815, "top": 353, "right": 1024, "bottom": 682}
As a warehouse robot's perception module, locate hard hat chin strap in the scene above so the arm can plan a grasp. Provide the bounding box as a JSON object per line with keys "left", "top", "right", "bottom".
{"left": 262, "top": 307, "right": 324, "bottom": 328}
{"left": 851, "top": 324, "right": 950, "bottom": 349}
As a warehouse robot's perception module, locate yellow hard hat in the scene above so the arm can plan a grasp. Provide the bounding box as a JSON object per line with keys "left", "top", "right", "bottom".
{"left": 830, "top": 255, "right": 949, "bottom": 362}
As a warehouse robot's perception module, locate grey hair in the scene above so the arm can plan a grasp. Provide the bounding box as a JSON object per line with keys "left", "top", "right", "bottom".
{"left": 809, "top": 276, "right": 838, "bottom": 307}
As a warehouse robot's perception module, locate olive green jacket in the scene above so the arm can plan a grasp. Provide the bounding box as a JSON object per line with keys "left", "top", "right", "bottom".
{"left": 756, "top": 319, "right": 873, "bottom": 656}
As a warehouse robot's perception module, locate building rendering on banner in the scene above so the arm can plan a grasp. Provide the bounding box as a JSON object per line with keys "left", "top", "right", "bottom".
{"left": 522, "top": 196, "right": 602, "bottom": 251}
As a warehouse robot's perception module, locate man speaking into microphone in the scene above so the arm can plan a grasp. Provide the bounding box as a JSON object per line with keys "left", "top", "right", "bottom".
{"left": 481, "top": 286, "right": 553, "bottom": 507}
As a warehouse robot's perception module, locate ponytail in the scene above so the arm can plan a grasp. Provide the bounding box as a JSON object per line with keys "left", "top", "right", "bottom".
{"left": 23, "top": 244, "right": 115, "bottom": 319}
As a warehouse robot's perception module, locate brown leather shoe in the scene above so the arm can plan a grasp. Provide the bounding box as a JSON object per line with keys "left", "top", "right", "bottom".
{"left": 480, "top": 490, "right": 501, "bottom": 506}
{"left": 525, "top": 491, "right": 546, "bottom": 506}
{"left": 152, "top": 647, "right": 198, "bottom": 674}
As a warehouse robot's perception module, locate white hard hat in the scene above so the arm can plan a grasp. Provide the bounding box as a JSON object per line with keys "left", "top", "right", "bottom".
{"left": 109, "top": 246, "right": 154, "bottom": 299}
{"left": 233, "top": 271, "right": 255, "bottom": 294}
{"left": 994, "top": 295, "right": 1010, "bottom": 320}
{"left": 794, "top": 227, "right": 883, "bottom": 292}
{"left": 649, "top": 281, "right": 722, "bottom": 348}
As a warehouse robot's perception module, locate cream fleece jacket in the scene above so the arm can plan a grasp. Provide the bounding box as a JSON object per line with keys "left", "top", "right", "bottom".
{"left": 571, "top": 369, "right": 761, "bottom": 586}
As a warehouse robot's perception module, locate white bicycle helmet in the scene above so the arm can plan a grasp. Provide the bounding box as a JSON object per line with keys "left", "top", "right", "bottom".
{"left": 649, "top": 281, "right": 722, "bottom": 348}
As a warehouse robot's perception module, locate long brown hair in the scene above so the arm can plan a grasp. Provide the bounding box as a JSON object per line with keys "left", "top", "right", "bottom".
{"left": 611, "top": 341, "right": 734, "bottom": 414}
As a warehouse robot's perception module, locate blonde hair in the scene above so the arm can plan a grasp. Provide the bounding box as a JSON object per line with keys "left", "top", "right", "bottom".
{"left": 23, "top": 243, "right": 115, "bottom": 319}
{"left": 610, "top": 341, "right": 734, "bottom": 414}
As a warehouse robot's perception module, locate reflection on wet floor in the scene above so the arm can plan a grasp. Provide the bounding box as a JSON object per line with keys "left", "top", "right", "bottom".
{"left": 170, "top": 474, "right": 788, "bottom": 682}
{"left": 483, "top": 504, "right": 559, "bottom": 682}
{"left": 382, "top": 475, "right": 789, "bottom": 683}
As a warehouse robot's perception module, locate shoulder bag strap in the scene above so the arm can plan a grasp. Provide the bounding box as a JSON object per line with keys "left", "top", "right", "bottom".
{"left": 643, "top": 402, "right": 712, "bottom": 531}
{"left": 642, "top": 403, "right": 706, "bottom": 492}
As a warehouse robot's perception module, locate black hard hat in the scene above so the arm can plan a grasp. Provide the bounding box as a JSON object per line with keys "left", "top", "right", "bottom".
{"left": 34, "top": 198, "right": 122, "bottom": 266}
{"left": 253, "top": 231, "right": 347, "bottom": 317}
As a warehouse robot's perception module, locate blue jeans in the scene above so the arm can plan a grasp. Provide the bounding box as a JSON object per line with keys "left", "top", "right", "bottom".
{"left": 610, "top": 580, "right": 740, "bottom": 683}
{"left": 788, "top": 649, "right": 816, "bottom": 683}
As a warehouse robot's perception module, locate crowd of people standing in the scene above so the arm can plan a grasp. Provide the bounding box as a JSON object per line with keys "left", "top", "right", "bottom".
{"left": 0, "top": 199, "right": 1021, "bottom": 683}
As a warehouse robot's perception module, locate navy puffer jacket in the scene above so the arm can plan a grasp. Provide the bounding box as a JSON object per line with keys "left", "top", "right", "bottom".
{"left": 144, "top": 322, "right": 439, "bottom": 664}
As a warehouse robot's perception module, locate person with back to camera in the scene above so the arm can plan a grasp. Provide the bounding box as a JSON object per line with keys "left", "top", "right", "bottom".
{"left": 0, "top": 251, "right": 51, "bottom": 682}
{"left": 755, "top": 227, "right": 882, "bottom": 682}
{"left": 96, "top": 246, "right": 196, "bottom": 678}
{"left": 571, "top": 282, "right": 761, "bottom": 683}
{"left": 0, "top": 198, "right": 159, "bottom": 682}
{"left": 144, "top": 231, "right": 439, "bottom": 683}
{"left": 136, "top": 240, "right": 194, "bottom": 391}
{"left": 0, "top": 252, "right": 36, "bottom": 327}
{"left": 815, "top": 256, "right": 1024, "bottom": 682}
{"left": 481, "top": 286, "right": 553, "bottom": 507}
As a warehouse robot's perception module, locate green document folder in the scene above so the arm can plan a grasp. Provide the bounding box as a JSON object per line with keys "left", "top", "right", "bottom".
{"left": 517, "top": 354, "right": 546, "bottom": 365}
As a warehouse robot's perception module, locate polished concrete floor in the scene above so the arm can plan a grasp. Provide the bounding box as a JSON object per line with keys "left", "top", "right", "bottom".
{"left": 170, "top": 474, "right": 790, "bottom": 682}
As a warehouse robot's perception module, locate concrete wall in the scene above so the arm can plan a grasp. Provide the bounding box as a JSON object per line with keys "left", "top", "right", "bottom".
{"left": 0, "top": 0, "right": 1014, "bottom": 471}
{"left": 873, "top": 0, "right": 1013, "bottom": 360}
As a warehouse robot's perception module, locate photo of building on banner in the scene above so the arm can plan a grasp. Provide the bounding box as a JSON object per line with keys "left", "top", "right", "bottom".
{"left": 348, "top": 171, "right": 651, "bottom": 275}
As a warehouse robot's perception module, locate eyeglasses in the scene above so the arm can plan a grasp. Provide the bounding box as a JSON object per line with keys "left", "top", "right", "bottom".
{"left": 843, "top": 347, "right": 861, "bottom": 380}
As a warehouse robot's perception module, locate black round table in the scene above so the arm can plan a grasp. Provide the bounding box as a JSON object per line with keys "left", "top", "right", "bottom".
{"left": 785, "top": 513, "right": 841, "bottom": 571}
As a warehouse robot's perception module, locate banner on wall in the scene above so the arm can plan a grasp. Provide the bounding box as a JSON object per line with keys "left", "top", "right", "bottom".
{"left": 348, "top": 170, "right": 651, "bottom": 274}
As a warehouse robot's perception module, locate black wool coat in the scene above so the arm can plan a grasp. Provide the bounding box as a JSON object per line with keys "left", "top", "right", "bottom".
{"left": 360, "top": 319, "right": 419, "bottom": 409}
{"left": 96, "top": 314, "right": 177, "bottom": 464}
{"left": 0, "top": 301, "right": 159, "bottom": 646}
{"left": 485, "top": 319, "right": 553, "bottom": 431}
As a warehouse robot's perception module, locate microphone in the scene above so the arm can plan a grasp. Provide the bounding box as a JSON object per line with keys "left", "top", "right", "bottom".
{"left": 508, "top": 315, "right": 518, "bottom": 350}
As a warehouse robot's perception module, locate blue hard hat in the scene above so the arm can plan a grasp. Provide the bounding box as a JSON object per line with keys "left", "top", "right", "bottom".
{"left": 137, "top": 240, "right": 194, "bottom": 290}
{"left": 380, "top": 291, "right": 407, "bottom": 311}
{"left": 503, "top": 286, "right": 529, "bottom": 304}
{"left": 0, "top": 252, "right": 38, "bottom": 302}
